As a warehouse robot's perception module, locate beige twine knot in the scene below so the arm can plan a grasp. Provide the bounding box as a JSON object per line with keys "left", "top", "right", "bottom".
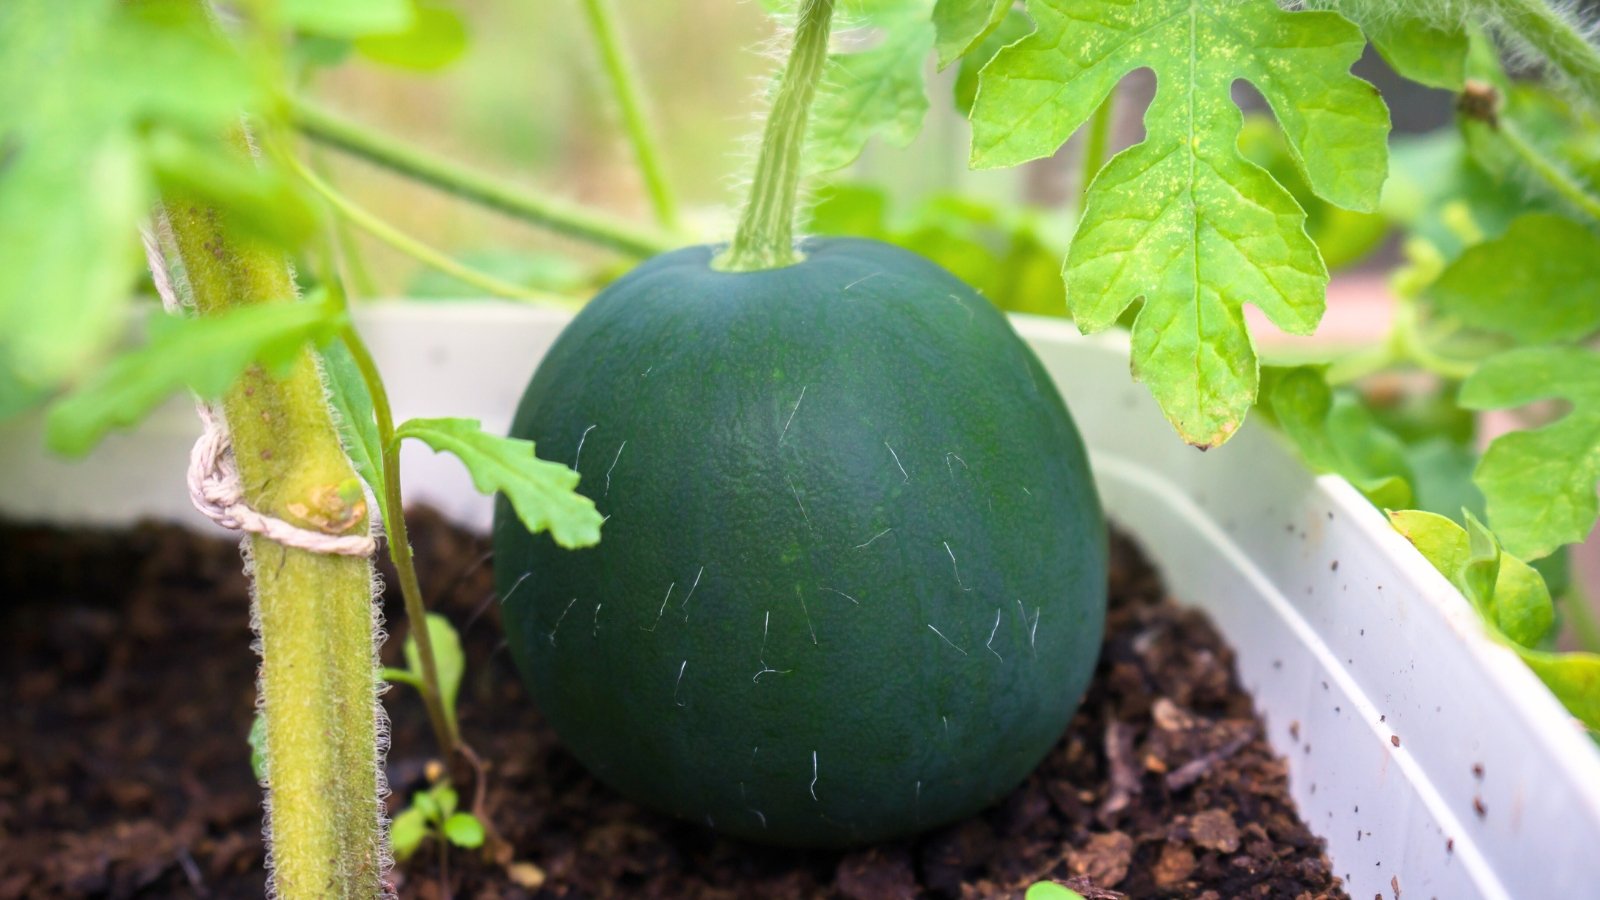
{"left": 143, "top": 226, "right": 376, "bottom": 558}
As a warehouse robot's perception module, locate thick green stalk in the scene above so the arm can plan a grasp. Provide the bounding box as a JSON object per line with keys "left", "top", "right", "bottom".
{"left": 1483, "top": 0, "right": 1600, "bottom": 106}
{"left": 162, "top": 197, "right": 383, "bottom": 898}
{"left": 578, "top": 0, "right": 679, "bottom": 229}
{"left": 337, "top": 323, "right": 460, "bottom": 754}
{"left": 292, "top": 99, "right": 675, "bottom": 258}
{"left": 717, "top": 0, "right": 836, "bottom": 272}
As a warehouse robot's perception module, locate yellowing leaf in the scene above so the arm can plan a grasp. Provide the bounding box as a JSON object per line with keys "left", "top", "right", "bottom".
{"left": 395, "top": 417, "right": 602, "bottom": 549}
{"left": 970, "top": 0, "right": 1389, "bottom": 446}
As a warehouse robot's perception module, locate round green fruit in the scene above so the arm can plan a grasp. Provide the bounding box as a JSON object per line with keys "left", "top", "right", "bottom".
{"left": 493, "top": 238, "right": 1106, "bottom": 847}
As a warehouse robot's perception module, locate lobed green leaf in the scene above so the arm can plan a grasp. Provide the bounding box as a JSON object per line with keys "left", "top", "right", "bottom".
{"left": 45, "top": 297, "right": 346, "bottom": 457}
{"left": 969, "top": 0, "right": 1390, "bottom": 446}
{"left": 395, "top": 417, "right": 603, "bottom": 549}
{"left": 1459, "top": 347, "right": 1600, "bottom": 560}
{"left": 1429, "top": 213, "right": 1600, "bottom": 344}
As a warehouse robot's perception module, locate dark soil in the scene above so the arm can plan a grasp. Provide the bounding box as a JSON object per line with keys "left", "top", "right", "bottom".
{"left": 1, "top": 510, "right": 1346, "bottom": 899}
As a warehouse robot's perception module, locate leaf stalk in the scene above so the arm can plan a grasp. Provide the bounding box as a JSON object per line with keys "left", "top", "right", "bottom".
{"left": 285, "top": 153, "right": 580, "bottom": 307}
{"left": 578, "top": 0, "right": 680, "bottom": 229}
{"left": 292, "top": 99, "right": 677, "bottom": 258}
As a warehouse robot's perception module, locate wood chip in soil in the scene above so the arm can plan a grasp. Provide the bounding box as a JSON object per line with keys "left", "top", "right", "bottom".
{"left": 1, "top": 510, "right": 1346, "bottom": 899}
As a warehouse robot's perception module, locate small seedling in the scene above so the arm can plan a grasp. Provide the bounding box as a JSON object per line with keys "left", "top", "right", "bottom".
{"left": 390, "top": 782, "right": 486, "bottom": 862}
{"left": 1024, "top": 882, "right": 1086, "bottom": 900}
{"left": 383, "top": 612, "right": 466, "bottom": 741}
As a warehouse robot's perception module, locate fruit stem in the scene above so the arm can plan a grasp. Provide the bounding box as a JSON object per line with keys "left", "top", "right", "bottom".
{"left": 579, "top": 0, "right": 680, "bottom": 230}
{"left": 291, "top": 99, "right": 677, "bottom": 258}
{"left": 717, "top": 0, "right": 836, "bottom": 272}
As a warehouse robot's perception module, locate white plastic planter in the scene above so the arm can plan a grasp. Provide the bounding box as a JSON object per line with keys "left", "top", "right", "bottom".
{"left": 3, "top": 304, "right": 1597, "bottom": 898}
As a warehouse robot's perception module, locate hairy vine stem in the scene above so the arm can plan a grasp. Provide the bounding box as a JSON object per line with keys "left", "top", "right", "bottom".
{"left": 578, "top": 0, "right": 679, "bottom": 229}
{"left": 1482, "top": 0, "right": 1600, "bottom": 106}
{"left": 718, "top": 0, "right": 836, "bottom": 272}
{"left": 292, "top": 99, "right": 677, "bottom": 258}
{"left": 1497, "top": 117, "right": 1600, "bottom": 222}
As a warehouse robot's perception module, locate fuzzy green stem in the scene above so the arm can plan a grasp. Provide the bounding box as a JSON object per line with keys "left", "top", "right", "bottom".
{"left": 1080, "top": 90, "right": 1115, "bottom": 201}
{"left": 286, "top": 155, "right": 579, "bottom": 307}
{"left": 339, "top": 324, "right": 460, "bottom": 753}
{"left": 717, "top": 0, "right": 836, "bottom": 272}
{"left": 292, "top": 100, "right": 675, "bottom": 257}
{"left": 1483, "top": 0, "right": 1600, "bottom": 108}
{"left": 1497, "top": 118, "right": 1600, "bottom": 222}
{"left": 579, "top": 0, "right": 679, "bottom": 229}
{"left": 161, "top": 196, "right": 383, "bottom": 898}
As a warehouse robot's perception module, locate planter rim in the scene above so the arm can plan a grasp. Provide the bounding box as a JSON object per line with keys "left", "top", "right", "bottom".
{"left": 1, "top": 300, "right": 1596, "bottom": 897}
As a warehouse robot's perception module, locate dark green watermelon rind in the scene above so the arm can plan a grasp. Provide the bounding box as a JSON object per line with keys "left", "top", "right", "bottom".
{"left": 493, "top": 238, "right": 1106, "bottom": 847}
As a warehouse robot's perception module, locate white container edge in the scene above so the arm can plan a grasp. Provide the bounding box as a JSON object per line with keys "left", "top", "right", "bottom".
{"left": 0, "top": 303, "right": 1595, "bottom": 898}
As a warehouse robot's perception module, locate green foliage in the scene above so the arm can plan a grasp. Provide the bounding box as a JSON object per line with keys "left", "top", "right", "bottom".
{"left": 282, "top": 0, "right": 413, "bottom": 38}
{"left": 806, "top": 0, "right": 935, "bottom": 173}
{"left": 952, "top": 8, "right": 1030, "bottom": 117}
{"left": 1392, "top": 509, "right": 1598, "bottom": 732}
{"left": 1261, "top": 367, "right": 1414, "bottom": 509}
{"left": 0, "top": 0, "right": 268, "bottom": 407}
{"left": 1430, "top": 213, "right": 1600, "bottom": 344}
{"left": 968, "top": 0, "right": 1389, "bottom": 447}
{"left": 931, "top": 0, "right": 1009, "bottom": 68}
{"left": 807, "top": 183, "right": 1070, "bottom": 316}
{"left": 383, "top": 613, "right": 467, "bottom": 736}
{"left": 1321, "top": 1, "right": 1466, "bottom": 90}
{"left": 1236, "top": 116, "right": 1389, "bottom": 272}
{"left": 354, "top": 1, "right": 470, "bottom": 71}
{"left": 390, "top": 783, "right": 485, "bottom": 862}
{"left": 1459, "top": 347, "right": 1600, "bottom": 561}
{"left": 46, "top": 297, "right": 346, "bottom": 456}
{"left": 395, "top": 417, "right": 603, "bottom": 548}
